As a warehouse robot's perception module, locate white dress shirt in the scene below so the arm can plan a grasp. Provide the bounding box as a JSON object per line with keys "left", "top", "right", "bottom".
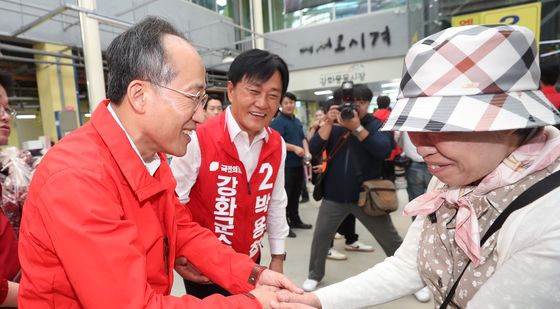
{"left": 107, "top": 103, "right": 161, "bottom": 176}
{"left": 170, "top": 107, "right": 288, "bottom": 255}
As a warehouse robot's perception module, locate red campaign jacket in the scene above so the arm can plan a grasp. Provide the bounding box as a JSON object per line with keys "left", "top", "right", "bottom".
{"left": 0, "top": 209, "right": 19, "bottom": 281}
{"left": 373, "top": 109, "right": 401, "bottom": 160}
{"left": 542, "top": 85, "right": 560, "bottom": 109}
{"left": 372, "top": 109, "right": 391, "bottom": 124}
{"left": 189, "top": 113, "right": 282, "bottom": 260}
{"left": 18, "top": 100, "right": 260, "bottom": 308}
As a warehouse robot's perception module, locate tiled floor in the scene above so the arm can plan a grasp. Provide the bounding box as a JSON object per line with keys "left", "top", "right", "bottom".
{"left": 172, "top": 179, "right": 434, "bottom": 308}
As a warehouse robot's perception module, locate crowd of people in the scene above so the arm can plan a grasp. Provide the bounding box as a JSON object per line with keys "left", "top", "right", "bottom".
{"left": 1, "top": 17, "right": 560, "bottom": 309}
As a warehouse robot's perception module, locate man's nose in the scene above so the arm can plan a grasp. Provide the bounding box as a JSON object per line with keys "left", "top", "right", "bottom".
{"left": 192, "top": 106, "right": 206, "bottom": 124}
{"left": 253, "top": 94, "right": 269, "bottom": 108}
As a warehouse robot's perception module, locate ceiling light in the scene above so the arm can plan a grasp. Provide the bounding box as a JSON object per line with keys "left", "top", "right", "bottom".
{"left": 222, "top": 55, "right": 235, "bottom": 64}
{"left": 16, "top": 114, "right": 36, "bottom": 119}
{"left": 381, "top": 82, "right": 400, "bottom": 88}
{"left": 314, "top": 90, "right": 333, "bottom": 95}
{"left": 382, "top": 88, "right": 399, "bottom": 94}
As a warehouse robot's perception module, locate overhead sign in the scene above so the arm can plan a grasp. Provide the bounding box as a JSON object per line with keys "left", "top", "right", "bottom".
{"left": 451, "top": 2, "right": 542, "bottom": 42}
{"left": 265, "top": 10, "right": 408, "bottom": 71}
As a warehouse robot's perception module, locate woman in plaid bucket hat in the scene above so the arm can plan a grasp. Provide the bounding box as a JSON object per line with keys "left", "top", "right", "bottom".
{"left": 273, "top": 25, "right": 560, "bottom": 309}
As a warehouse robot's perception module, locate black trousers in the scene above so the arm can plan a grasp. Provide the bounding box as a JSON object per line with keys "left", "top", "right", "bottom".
{"left": 301, "top": 170, "right": 309, "bottom": 200}
{"left": 184, "top": 256, "right": 261, "bottom": 298}
{"left": 284, "top": 166, "right": 304, "bottom": 224}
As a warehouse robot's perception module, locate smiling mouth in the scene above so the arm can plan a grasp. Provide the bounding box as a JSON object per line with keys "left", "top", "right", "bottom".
{"left": 249, "top": 111, "right": 265, "bottom": 118}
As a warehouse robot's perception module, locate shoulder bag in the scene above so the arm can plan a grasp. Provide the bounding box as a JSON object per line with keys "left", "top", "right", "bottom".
{"left": 347, "top": 129, "right": 399, "bottom": 216}
{"left": 357, "top": 179, "right": 398, "bottom": 216}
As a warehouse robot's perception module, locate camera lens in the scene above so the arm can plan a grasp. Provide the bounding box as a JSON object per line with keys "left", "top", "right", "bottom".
{"left": 338, "top": 103, "right": 356, "bottom": 120}
{"left": 340, "top": 107, "right": 354, "bottom": 120}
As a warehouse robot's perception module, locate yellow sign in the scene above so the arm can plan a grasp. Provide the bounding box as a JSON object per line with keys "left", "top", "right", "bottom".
{"left": 451, "top": 2, "right": 541, "bottom": 42}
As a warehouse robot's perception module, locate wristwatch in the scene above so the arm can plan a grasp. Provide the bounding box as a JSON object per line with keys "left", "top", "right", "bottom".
{"left": 352, "top": 125, "right": 365, "bottom": 136}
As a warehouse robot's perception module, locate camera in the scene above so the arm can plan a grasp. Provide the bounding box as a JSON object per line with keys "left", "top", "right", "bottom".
{"left": 336, "top": 81, "right": 358, "bottom": 120}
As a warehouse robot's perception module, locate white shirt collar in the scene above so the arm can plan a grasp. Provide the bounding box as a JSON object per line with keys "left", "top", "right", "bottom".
{"left": 107, "top": 103, "right": 161, "bottom": 176}
{"left": 225, "top": 106, "right": 269, "bottom": 145}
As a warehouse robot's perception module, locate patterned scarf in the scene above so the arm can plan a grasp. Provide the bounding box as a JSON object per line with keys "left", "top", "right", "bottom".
{"left": 404, "top": 127, "right": 560, "bottom": 266}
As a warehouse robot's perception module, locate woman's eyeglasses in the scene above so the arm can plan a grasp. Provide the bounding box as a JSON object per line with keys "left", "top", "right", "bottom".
{"left": 0, "top": 106, "right": 16, "bottom": 118}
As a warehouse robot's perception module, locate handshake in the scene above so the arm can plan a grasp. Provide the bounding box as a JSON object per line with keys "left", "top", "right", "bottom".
{"left": 249, "top": 276, "right": 321, "bottom": 309}
{"left": 175, "top": 256, "right": 321, "bottom": 308}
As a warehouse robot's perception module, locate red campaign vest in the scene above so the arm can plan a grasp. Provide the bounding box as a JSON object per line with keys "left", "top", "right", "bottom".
{"left": 188, "top": 113, "right": 282, "bottom": 261}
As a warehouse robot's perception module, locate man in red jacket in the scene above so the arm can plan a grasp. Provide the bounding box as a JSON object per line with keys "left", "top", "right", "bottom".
{"left": 18, "top": 17, "right": 300, "bottom": 308}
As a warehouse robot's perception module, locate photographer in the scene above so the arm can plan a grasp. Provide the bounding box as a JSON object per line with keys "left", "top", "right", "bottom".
{"left": 302, "top": 83, "right": 403, "bottom": 292}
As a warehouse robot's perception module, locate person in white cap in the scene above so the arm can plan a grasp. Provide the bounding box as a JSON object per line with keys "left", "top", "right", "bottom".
{"left": 272, "top": 24, "right": 560, "bottom": 309}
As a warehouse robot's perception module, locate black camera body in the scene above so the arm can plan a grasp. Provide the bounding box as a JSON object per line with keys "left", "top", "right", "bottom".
{"left": 337, "top": 81, "right": 358, "bottom": 120}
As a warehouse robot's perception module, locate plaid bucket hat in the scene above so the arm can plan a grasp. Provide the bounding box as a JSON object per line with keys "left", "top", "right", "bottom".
{"left": 382, "top": 25, "right": 560, "bottom": 132}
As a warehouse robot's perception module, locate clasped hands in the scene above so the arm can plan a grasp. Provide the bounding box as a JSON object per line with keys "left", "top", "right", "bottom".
{"left": 250, "top": 268, "right": 322, "bottom": 309}
{"left": 175, "top": 257, "right": 321, "bottom": 308}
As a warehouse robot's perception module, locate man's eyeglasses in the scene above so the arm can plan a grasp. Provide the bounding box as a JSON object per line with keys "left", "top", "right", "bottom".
{"left": 0, "top": 106, "right": 16, "bottom": 118}
{"left": 151, "top": 83, "right": 208, "bottom": 112}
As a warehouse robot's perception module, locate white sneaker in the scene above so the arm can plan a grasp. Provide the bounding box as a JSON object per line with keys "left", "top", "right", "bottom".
{"left": 334, "top": 232, "right": 344, "bottom": 239}
{"left": 327, "top": 248, "right": 347, "bottom": 260}
{"left": 413, "top": 287, "right": 431, "bottom": 303}
{"left": 302, "top": 279, "right": 319, "bottom": 292}
{"left": 344, "top": 241, "right": 374, "bottom": 252}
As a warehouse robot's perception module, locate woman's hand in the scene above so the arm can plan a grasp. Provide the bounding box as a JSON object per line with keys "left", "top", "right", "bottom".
{"left": 271, "top": 290, "right": 322, "bottom": 309}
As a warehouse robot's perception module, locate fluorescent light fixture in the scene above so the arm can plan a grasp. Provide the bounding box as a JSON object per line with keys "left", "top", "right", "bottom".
{"left": 85, "top": 113, "right": 92, "bottom": 118}
{"left": 222, "top": 55, "right": 235, "bottom": 64}
{"left": 382, "top": 88, "right": 399, "bottom": 94}
{"left": 381, "top": 82, "right": 400, "bottom": 88}
{"left": 16, "top": 114, "right": 36, "bottom": 119}
{"left": 327, "top": 95, "right": 334, "bottom": 99}
{"left": 314, "top": 90, "right": 333, "bottom": 95}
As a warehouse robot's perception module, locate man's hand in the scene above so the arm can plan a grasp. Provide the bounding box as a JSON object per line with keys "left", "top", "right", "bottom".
{"left": 249, "top": 285, "right": 280, "bottom": 309}
{"left": 312, "top": 165, "right": 322, "bottom": 174}
{"left": 257, "top": 269, "right": 303, "bottom": 295}
{"left": 336, "top": 109, "right": 360, "bottom": 131}
{"left": 270, "top": 290, "right": 322, "bottom": 309}
{"left": 269, "top": 255, "right": 284, "bottom": 273}
{"left": 293, "top": 146, "right": 305, "bottom": 157}
{"left": 174, "top": 256, "right": 211, "bottom": 284}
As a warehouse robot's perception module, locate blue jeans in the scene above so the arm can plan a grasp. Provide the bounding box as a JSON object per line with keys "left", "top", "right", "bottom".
{"left": 405, "top": 162, "right": 432, "bottom": 201}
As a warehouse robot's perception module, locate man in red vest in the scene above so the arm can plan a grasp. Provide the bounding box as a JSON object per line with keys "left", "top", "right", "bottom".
{"left": 171, "top": 49, "right": 290, "bottom": 298}
{"left": 18, "top": 17, "right": 300, "bottom": 308}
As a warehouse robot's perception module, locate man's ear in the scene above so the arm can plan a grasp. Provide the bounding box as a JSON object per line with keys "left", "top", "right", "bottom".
{"left": 126, "top": 80, "right": 148, "bottom": 114}
{"left": 226, "top": 81, "right": 234, "bottom": 103}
